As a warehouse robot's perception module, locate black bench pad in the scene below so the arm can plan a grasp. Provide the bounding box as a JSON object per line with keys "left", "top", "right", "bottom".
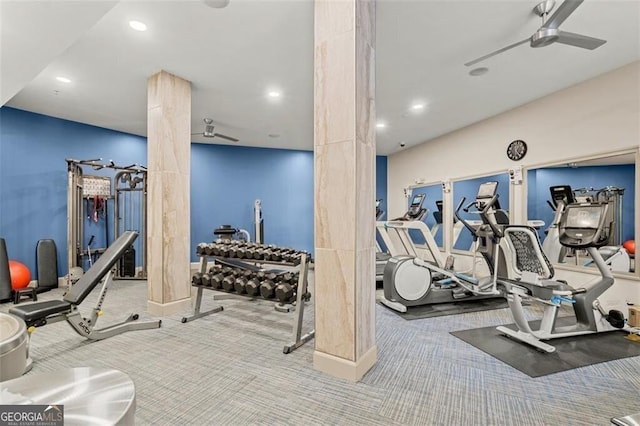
{"left": 9, "top": 300, "right": 72, "bottom": 323}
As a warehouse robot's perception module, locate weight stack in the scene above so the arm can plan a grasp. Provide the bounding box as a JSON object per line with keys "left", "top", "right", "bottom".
{"left": 0, "top": 238, "right": 11, "bottom": 302}
{"left": 119, "top": 246, "right": 136, "bottom": 277}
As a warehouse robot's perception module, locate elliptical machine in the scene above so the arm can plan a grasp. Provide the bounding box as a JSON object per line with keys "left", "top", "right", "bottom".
{"left": 498, "top": 201, "right": 632, "bottom": 353}
{"left": 379, "top": 182, "right": 505, "bottom": 313}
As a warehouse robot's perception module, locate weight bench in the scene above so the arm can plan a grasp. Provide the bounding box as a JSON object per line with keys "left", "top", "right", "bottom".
{"left": 9, "top": 231, "right": 161, "bottom": 340}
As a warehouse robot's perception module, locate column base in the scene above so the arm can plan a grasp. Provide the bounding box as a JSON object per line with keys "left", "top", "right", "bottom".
{"left": 147, "top": 298, "right": 191, "bottom": 317}
{"left": 313, "top": 345, "right": 377, "bottom": 382}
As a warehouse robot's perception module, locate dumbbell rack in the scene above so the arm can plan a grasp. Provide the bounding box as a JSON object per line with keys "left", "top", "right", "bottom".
{"left": 182, "top": 247, "right": 315, "bottom": 355}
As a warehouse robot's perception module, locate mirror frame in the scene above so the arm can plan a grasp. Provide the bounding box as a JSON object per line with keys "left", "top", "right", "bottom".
{"left": 523, "top": 147, "right": 639, "bottom": 279}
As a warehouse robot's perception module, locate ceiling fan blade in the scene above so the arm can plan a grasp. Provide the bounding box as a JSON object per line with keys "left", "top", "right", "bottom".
{"left": 464, "top": 38, "right": 529, "bottom": 67}
{"left": 542, "top": 0, "right": 583, "bottom": 29}
{"left": 214, "top": 133, "right": 239, "bottom": 142}
{"left": 556, "top": 31, "right": 606, "bottom": 49}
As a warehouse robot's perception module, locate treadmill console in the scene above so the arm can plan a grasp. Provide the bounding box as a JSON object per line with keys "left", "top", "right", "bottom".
{"left": 407, "top": 194, "right": 425, "bottom": 219}
{"left": 433, "top": 200, "right": 444, "bottom": 224}
{"left": 393, "top": 193, "right": 427, "bottom": 221}
{"left": 559, "top": 203, "right": 610, "bottom": 248}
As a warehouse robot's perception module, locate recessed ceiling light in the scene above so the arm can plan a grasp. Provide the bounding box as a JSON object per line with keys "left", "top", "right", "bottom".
{"left": 268, "top": 133, "right": 280, "bottom": 138}
{"left": 55, "top": 76, "right": 71, "bottom": 83}
{"left": 376, "top": 122, "right": 386, "bottom": 129}
{"left": 469, "top": 67, "right": 489, "bottom": 77}
{"left": 267, "top": 91, "right": 281, "bottom": 98}
{"left": 129, "top": 20, "right": 147, "bottom": 31}
{"left": 411, "top": 103, "right": 425, "bottom": 110}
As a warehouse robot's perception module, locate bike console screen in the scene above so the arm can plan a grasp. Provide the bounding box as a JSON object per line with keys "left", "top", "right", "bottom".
{"left": 549, "top": 185, "right": 575, "bottom": 207}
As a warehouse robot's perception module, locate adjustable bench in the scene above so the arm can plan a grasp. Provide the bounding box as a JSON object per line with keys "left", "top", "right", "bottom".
{"left": 10, "top": 231, "right": 161, "bottom": 340}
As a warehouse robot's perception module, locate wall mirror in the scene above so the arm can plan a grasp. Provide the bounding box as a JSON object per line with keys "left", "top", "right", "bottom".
{"left": 526, "top": 150, "right": 637, "bottom": 275}
{"left": 452, "top": 173, "right": 510, "bottom": 253}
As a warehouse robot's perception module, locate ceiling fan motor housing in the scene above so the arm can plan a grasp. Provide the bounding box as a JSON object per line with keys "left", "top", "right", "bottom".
{"left": 204, "top": 124, "right": 216, "bottom": 137}
{"left": 531, "top": 28, "right": 560, "bottom": 48}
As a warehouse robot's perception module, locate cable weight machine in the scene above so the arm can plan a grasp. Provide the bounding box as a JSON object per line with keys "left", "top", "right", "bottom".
{"left": 66, "top": 159, "right": 148, "bottom": 288}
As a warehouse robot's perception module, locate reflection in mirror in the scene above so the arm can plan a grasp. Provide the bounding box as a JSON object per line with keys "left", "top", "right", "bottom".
{"left": 452, "top": 173, "right": 510, "bottom": 252}
{"left": 527, "top": 153, "right": 636, "bottom": 273}
{"left": 407, "top": 184, "right": 443, "bottom": 248}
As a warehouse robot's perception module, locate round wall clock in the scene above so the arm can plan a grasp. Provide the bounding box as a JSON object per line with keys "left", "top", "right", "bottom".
{"left": 507, "top": 140, "right": 527, "bottom": 161}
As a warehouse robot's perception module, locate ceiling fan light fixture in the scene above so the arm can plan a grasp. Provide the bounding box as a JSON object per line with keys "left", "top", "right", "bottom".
{"left": 531, "top": 28, "right": 560, "bottom": 48}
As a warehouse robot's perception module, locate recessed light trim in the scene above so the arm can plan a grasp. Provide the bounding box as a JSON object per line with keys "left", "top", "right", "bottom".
{"left": 411, "top": 103, "right": 425, "bottom": 110}
{"left": 267, "top": 91, "right": 281, "bottom": 98}
{"left": 469, "top": 67, "right": 489, "bottom": 77}
{"left": 376, "top": 122, "right": 386, "bottom": 129}
{"left": 129, "top": 20, "right": 147, "bottom": 31}
{"left": 56, "top": 76, "right": 71, "bottom": 83}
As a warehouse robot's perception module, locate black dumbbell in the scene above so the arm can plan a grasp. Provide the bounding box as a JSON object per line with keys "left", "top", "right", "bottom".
{"left": 245, "top": 276, "right": 262, "bottom": 297}
{"left": 210, "top": 272, "right": 225, "bottom": 289}
{"left": 234, "top": 272, "right": 255, "bottom": 294}
{"left": 236, "top": 246, "right": 248, "bottom": 259}
{"left": 201, "top": 273, "right": 213, "bottom": 287}
{"left": 196, "top": 243, "right": 208, "bottom": 256}
{"left": 275, "top": 281, "right": 295, "bottom": 304}
{"left": 221, "top": 269, "right": 239, "bottom": 292}
{"left": 259, "top": 279, "right": 277, "bottom": 299}
{"left": 192, "top": 272, "right": 203, "bottom": 286}
{"left": 209, "top": 264, "right": 223, "bottom": 274}
{"left": 281, "top": 272, "right": 298, "bottom": 284}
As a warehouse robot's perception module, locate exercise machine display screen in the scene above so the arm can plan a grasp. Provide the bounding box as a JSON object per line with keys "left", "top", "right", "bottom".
{"left": 407, "top": 194, "right": 425, "bottom": 218}
{"left": 559, "top": 203, "right": 608, "bottom": 247}
{"left": 477, "top": 182, "right": 498, "bottom": 199}
{"left": 564, "top": 205, "right": 603, "bottom": 230}
{"left": 550, "top": 185, "right": 575, "bottom": 206}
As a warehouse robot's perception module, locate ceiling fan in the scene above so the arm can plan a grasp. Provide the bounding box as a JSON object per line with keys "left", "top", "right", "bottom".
{"left": 465, "top": 0, "right": 606, "bottom": 67}
{"left": 192, "top": 118, "right": 239, "bottom": 142}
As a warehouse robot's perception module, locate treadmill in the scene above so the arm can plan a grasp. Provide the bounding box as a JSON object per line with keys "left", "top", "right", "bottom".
{"left": 375, "top": 194, "right": 427, "bottom": 281}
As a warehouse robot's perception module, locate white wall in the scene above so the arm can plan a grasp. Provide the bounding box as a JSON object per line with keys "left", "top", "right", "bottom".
{"left": 388, "top": 61, "right": 640, "bottom": 305}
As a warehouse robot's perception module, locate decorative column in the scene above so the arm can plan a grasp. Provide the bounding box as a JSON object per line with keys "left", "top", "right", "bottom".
{"left": 147, "top": 70, "right": 192, "bottom": 316}
{"left": 313, "top": 0, "right": 377, "bottom": 382}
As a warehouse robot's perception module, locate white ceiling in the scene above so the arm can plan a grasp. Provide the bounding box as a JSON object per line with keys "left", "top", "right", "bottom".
{"left": 3, "top": 0, "right": 639, "bottom": 155}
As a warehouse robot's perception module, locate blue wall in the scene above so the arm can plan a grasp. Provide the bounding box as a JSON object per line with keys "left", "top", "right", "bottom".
{"left": 0, "top": 107, "right": 388, "bottom": 277}
{"left": 527, "top": 165, "right": 635, "bottom": 243}
{"left": 190, "top": 144, "right": 315, "bottom": 255}
{"left": 0, "top": 107, "right": 147, "bottom": 278}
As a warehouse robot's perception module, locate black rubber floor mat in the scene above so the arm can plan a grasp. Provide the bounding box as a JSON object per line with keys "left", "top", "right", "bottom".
{"left": 451, "top": 318, "right": 640, "bottom": 377}
{"left": 381, "top": 297, "right": 508, "bottom": 320}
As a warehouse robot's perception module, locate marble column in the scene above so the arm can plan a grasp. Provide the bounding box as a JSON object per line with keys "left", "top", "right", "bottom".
{"left": 146, "top": 70, "right": 192, "bottom": 316}
{"left": 313, "top": 0, "right": 377, "bottom": 382}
